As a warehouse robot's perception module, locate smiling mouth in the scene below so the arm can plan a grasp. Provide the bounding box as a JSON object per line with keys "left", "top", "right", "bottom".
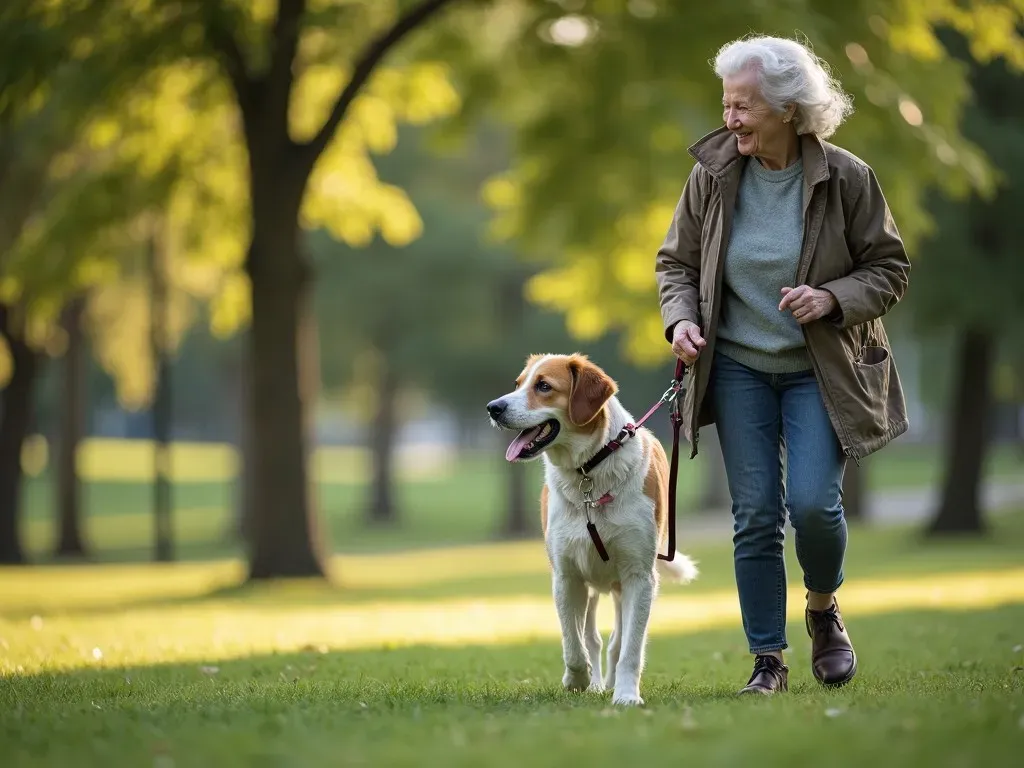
{"left": 505, "top": 419, "right": 560, "bottom": 462}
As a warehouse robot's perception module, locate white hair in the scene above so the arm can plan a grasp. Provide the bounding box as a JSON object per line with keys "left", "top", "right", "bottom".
{"left": 713, "top": 35, "right": 854, "bottom": 139}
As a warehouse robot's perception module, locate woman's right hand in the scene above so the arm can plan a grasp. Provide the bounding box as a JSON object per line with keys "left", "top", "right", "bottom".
{"left": 671, "top": 320, "right": 706, "bottom": 365}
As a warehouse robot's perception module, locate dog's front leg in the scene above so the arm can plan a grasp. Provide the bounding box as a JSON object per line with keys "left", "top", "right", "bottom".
{"left": 611, "top": 572, "right": 654, "bottom": 706}
{"left": 553, "top": 571, "right": 591, "bottom": 692}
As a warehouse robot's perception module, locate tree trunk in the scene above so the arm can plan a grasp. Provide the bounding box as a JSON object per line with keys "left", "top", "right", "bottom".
{"left": 501, "top": 456, "right": 533, "bottom": 539}
{"left": 697, "top": 426, "right": 730, "bottom": 513}
{"left": 149, "top": 233, "right": 173, "bottom": 562}
{"left": 54, "top": 297, "right": 88, "bottom": 558}
{"left": 842, "top": 458, "right": 865, "bottom": 522}
{"left": 244, "top": 184, "right": 325, "bottom": 579}
{"left": 228, "top": 336, "right": 256, "bottom": 549}
{"left": 927, "top": 327, "right": 994, "bottom": 535}
{"left": 366, "top": 352, "right": 400, "bottom": 526}
{"left": 0, "top": 309, "right": 41, "bottom": 565}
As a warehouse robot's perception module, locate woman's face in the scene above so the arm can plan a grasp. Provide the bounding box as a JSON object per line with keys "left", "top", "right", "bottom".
{"left": 721, "top": 68, "right": 793, "bottom": 160}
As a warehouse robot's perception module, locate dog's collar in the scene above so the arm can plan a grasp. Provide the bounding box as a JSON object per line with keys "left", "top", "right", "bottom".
{"left": 576, "top": 422, "right": 638, "bottom": 476}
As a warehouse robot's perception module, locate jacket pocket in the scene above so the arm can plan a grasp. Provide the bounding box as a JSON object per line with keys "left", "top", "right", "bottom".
{"left": 851, "top": 344, "right": 891, "bottom": 435}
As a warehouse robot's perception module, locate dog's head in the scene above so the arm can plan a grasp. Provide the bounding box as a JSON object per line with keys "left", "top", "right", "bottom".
{"left": 486, "top": 353, "right": 618, "bottom": 463}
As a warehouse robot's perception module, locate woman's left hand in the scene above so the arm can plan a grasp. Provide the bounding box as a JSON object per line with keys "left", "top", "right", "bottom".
{"left": 779, "top": 285, "right": 838, "bottom": 324}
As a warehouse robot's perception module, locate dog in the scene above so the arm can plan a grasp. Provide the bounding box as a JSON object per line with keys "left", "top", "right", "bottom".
{"left": 487, "top": 353, "right": 698, "bottom": 706}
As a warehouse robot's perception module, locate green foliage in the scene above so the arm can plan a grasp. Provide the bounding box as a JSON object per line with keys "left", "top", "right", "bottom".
{"left": 913, "top": 28, "right": 1024, "bottom": 337}
{"left": 436, "top": 0, "right": 1024, "bottom": 365}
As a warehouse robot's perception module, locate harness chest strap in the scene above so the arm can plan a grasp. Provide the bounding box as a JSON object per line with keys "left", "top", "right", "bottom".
{"left": 576, "top": 359, "right": 687, "bottom": 563}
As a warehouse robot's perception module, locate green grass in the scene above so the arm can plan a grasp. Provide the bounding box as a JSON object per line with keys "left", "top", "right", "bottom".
{"left": 18, "top": 438, "right": 1024, "bottom": 561}
{"left": 3, "top": 512, "right": 1024, "bottom": 767}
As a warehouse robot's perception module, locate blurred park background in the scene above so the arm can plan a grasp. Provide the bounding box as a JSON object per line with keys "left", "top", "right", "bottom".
{"left": 1, "top": 1, "right": 1024, "bottom": 765}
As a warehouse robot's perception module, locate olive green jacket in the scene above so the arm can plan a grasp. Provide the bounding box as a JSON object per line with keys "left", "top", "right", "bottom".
{"left": 656, "top": 126, "right": 911, "bottom": 461}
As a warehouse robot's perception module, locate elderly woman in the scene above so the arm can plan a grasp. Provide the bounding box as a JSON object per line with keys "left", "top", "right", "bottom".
{"left": 655, "top": 35, "right": 911, "bottom": 695}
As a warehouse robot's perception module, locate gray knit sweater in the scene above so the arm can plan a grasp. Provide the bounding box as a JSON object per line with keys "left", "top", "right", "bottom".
{"left": 715, "top": 156, "right": 812, "bottom": 373}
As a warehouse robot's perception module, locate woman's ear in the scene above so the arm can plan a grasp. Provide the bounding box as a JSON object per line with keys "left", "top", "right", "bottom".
{"left": 567, "top": 356, "right": 617, "bottom": 426}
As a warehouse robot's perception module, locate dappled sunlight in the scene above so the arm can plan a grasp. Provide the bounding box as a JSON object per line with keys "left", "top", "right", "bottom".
{"left": 3, "top": 564, "right": 1021, "bottom": 676}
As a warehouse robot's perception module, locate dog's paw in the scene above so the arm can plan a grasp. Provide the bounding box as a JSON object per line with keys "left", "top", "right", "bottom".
{"left": 562, "top": 666, "right": 591, "bottom": 692}
{"left": 587, "top": 679, "right": 605, "bottom": 694}
{"left": 612, "top": 689, "right": 645, "bottom": 707}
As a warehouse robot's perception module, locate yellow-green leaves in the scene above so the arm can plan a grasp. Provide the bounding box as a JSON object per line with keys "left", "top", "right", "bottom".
{"left": 297, "top": 61, "right": 461, "bottom": 248}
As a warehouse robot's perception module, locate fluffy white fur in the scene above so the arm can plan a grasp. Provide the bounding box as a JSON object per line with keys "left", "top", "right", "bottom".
{"left": 490, "top": 354, "right": 698, "bottom": 706}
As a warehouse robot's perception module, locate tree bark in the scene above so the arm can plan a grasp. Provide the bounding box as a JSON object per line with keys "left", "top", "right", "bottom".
{"left": 927, "top": 327, "right": 994, "bottom": 535}
{"left": 366, "top": 353, "right": 400, "bottom": 526}
{"left": 842, "top": 458, "right": 865, "bottom": 522}
{"left": 0, "top": 308, "right": 41, "bottom": 565}
{"left": 54, "top": 297, "right": 88, "bottom": 558}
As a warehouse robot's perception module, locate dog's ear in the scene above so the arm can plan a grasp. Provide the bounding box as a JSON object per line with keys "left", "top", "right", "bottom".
{"left": 567, "top": 356, "right": 617, "bottom": 426}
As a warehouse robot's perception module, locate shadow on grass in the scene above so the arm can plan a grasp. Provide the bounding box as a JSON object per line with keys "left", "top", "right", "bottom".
{"left": 6, "top": 512, "right": 1024, "bottom": 621}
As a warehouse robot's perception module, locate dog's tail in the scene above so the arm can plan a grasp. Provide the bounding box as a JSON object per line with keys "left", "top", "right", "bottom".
{"left": 656, "top": 552, "right": 699, "bottom": 584}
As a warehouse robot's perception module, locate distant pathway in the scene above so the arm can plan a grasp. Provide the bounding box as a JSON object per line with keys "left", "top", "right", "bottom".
{"left": 680, "top": 480, "right": 1024, "bottom": 539}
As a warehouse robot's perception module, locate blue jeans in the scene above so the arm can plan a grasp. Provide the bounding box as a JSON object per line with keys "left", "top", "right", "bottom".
{"left": 709, "top": 351, "right": 848, "bottom": 653}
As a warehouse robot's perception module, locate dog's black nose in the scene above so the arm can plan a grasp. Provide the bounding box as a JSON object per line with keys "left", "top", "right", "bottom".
{"left": 486, "top": 399, "right": 507, "bottom": 418}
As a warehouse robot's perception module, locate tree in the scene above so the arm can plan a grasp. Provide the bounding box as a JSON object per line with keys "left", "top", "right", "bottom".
{"left": 914, "top": 28, "right": 1024, "bottom": 535}
{"left": 0, "top": 0, "right": 164, "bottom": 564}
{"left": 0, "top": 305, "right": 42, "bottom": 564}
{"left": 457, "top": 1, "right": 1022, "bottom": 366}
{"left": 53, "top": 296, "right": 88, "bottom": 558}
{"left": 166, "top": 0, "right": 463, "bottom": 578}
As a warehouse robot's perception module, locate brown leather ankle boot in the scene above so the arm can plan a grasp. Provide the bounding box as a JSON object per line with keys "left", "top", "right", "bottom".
{"left": 805, "top": 598, "right": 858, "bottom": 686}
{"left": 738, "top": 654, "right": 789, "bottom": 695}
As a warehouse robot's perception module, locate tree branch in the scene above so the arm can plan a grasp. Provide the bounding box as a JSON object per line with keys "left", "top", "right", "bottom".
{"left": 300, "top": 0, "right": 460, "bottom": 166}
{"left": 265, "top": 0, "right": 307, "bottom": 135}
{"left": 200, "top": 0, "right": 253, "bottom": 114}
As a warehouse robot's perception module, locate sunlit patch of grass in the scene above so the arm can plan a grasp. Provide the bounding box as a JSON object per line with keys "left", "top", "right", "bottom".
{"left": 3, "top": 567, "right": 1023, "bottom": 675}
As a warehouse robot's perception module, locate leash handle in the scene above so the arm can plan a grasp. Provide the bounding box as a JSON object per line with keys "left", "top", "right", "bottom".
{"left": 658, "top": 358, "right": 687, "bottom": 562}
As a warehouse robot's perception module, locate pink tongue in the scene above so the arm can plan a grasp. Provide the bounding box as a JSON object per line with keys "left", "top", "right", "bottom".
{"left": 506, "top": 426, "right": 543, "bottom": 461}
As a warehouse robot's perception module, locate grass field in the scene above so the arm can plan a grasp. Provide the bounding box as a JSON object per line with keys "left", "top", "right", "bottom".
{"left": 17, "top": 437, "right": 1024, "bottom": 560}
{"left": 2, "top": 510, "right": 1023, "bottom": 767}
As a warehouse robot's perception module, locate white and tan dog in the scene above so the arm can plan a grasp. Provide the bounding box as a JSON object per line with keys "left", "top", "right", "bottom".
{"left": 487, "top": 353, "right": 698, "bottom": 706}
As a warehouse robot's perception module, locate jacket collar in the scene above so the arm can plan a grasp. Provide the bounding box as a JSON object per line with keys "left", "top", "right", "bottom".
{"left": 687, "top": 125, "right": 830, "bottom": 187}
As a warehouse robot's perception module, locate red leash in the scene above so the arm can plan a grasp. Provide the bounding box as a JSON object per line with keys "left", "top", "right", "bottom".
{"left": 576, "top": 359, "right": 687, "bottom": 562}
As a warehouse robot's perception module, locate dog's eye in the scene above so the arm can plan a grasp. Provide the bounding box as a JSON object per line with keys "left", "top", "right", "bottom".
{"left": 536, "top": 380, "right": 552, "bottom": 393}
